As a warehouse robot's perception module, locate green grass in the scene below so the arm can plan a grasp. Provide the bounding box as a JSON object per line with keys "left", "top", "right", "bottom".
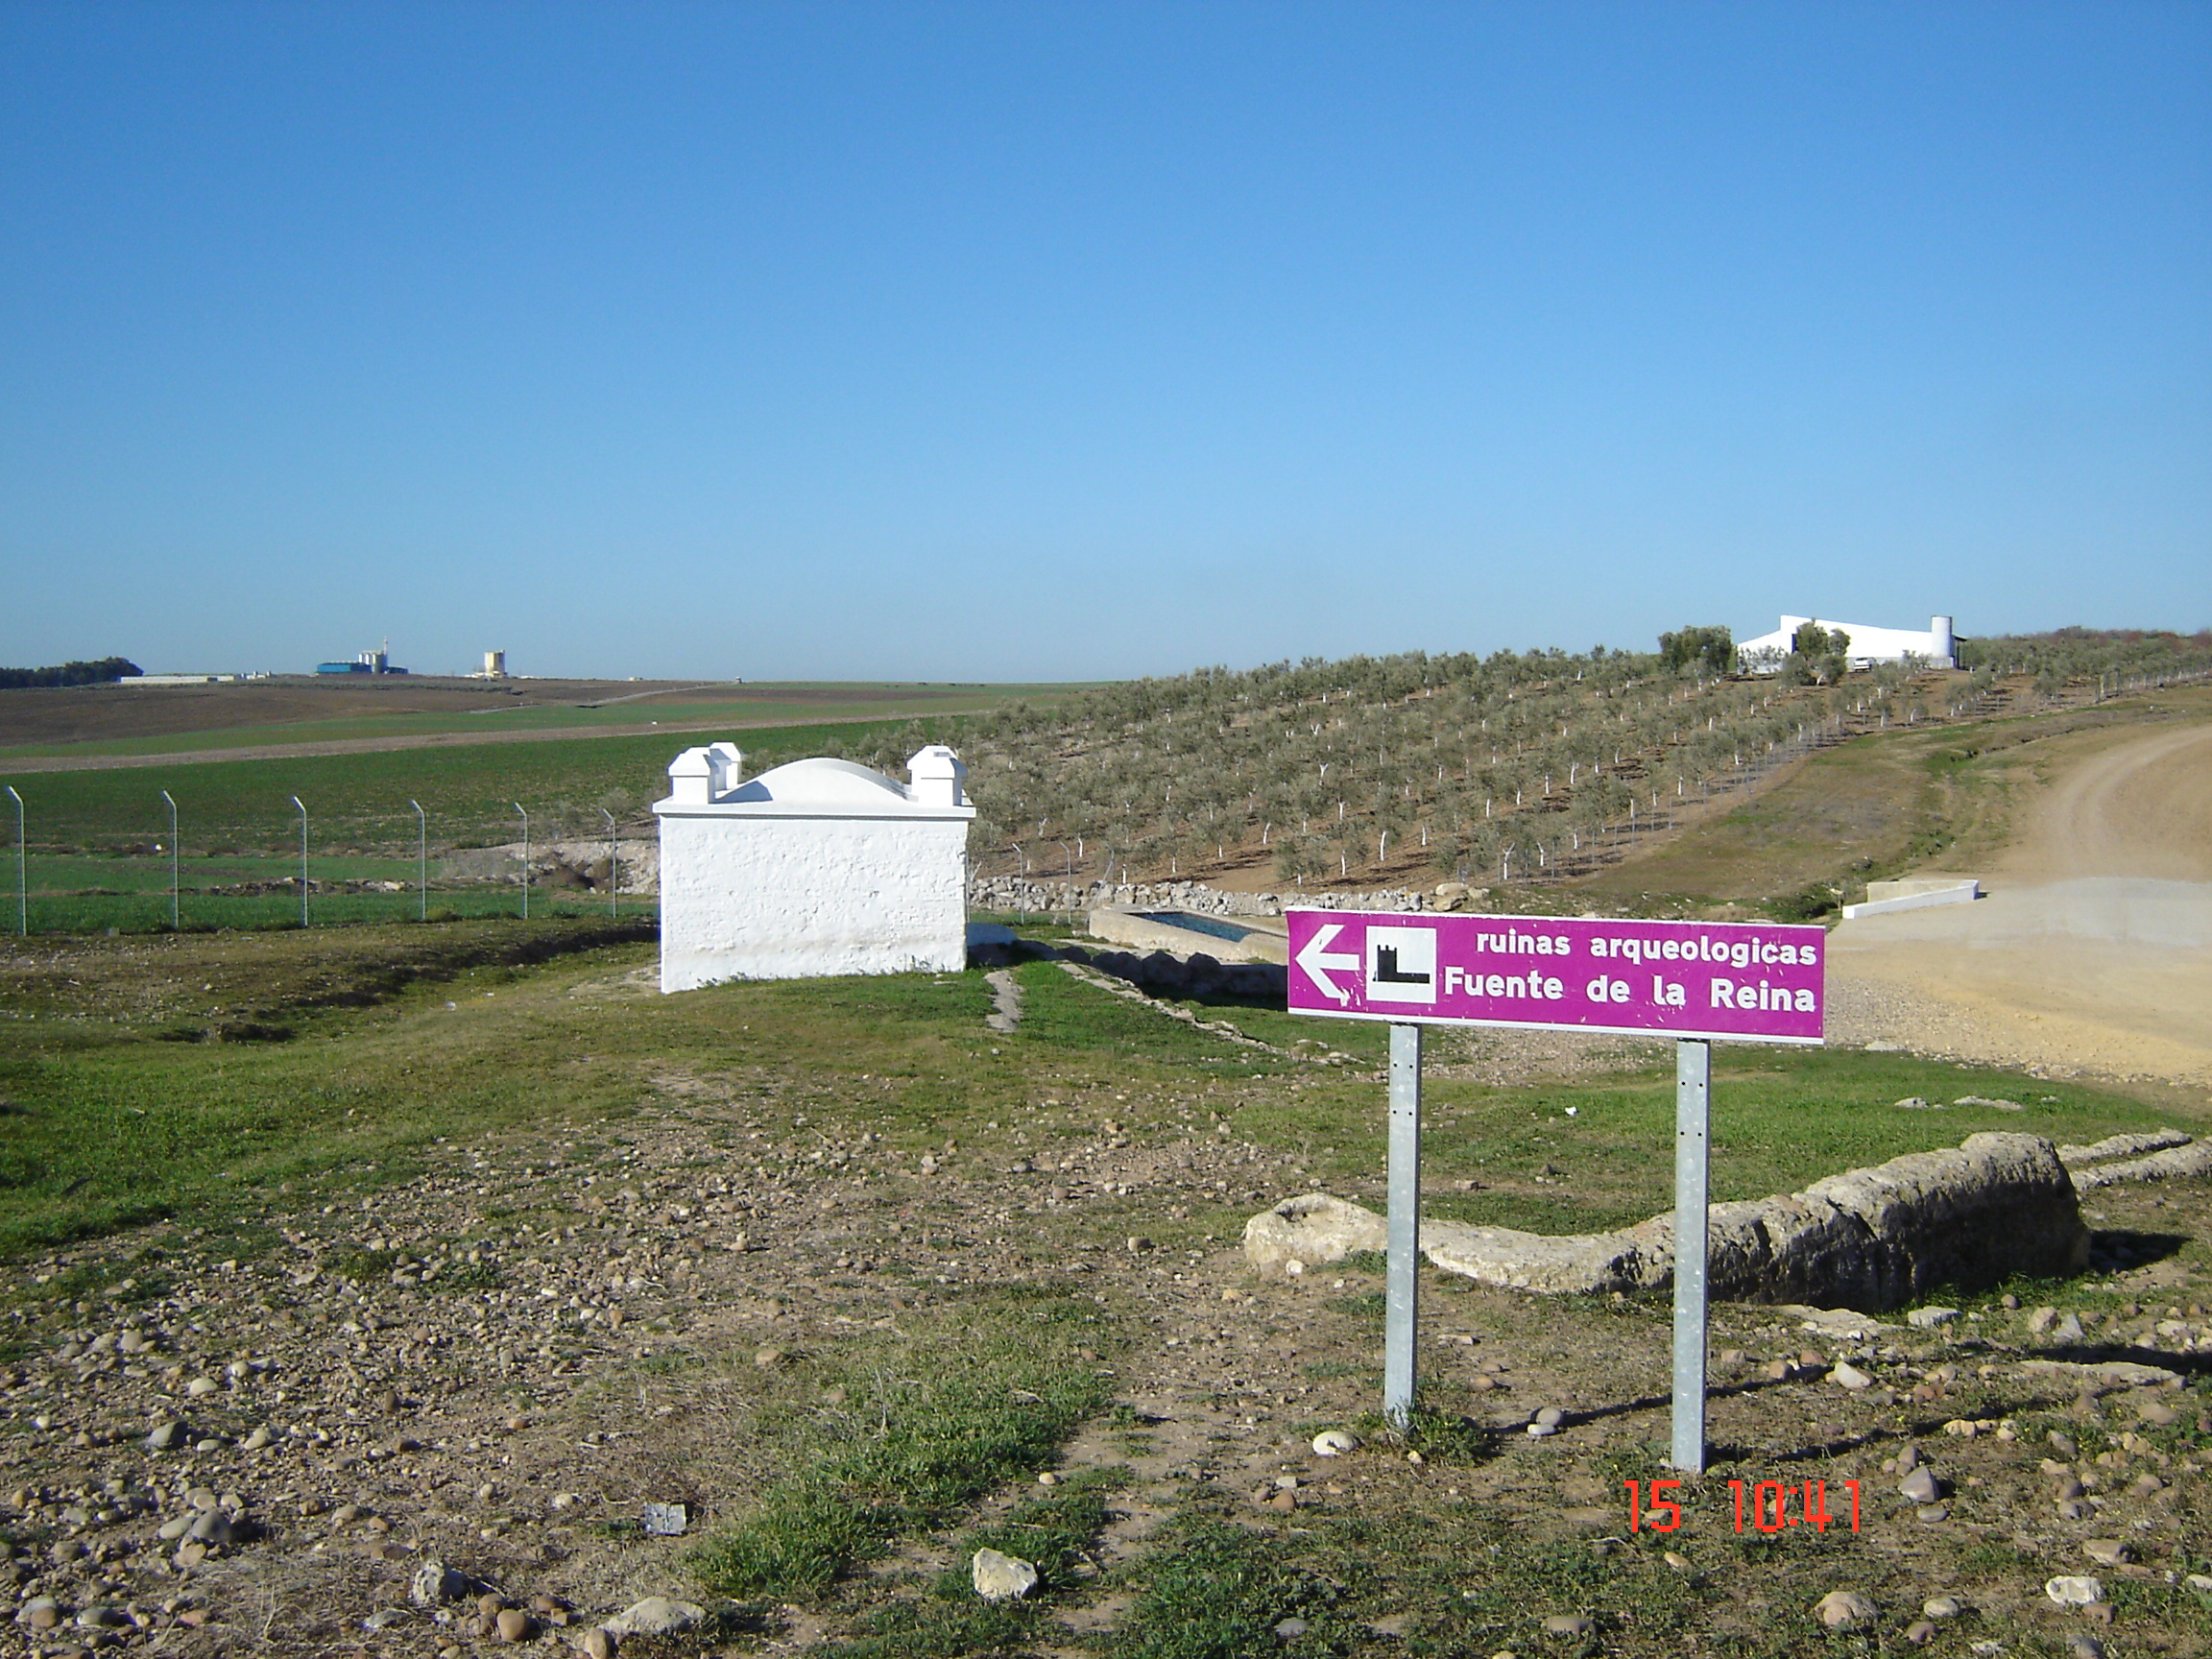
{"left": 1115, "top": 1516, "right": 1357, "bottom": 1659}
{"left": 1236, "top": 1042, "right": 2177, "bottom": 1236}
{"left": 683, "top": 1303, "right": 1115, "bottom": 1599}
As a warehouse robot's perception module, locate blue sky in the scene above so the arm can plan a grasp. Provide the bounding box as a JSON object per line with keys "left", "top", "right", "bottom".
{"left": 3, "top": 2, "right": 2206, "bottom": 681}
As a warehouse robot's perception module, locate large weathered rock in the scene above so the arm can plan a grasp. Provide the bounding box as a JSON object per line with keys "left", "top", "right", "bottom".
{"left": 1246, "top": 1133, "right": 2092, "bottom": 1311}
{"left": 1798, "top": 1133, "right": 2087, "bottom": 1303}
{"left": 1242, "top": 1194, "right": 1386, "bottom": 1276}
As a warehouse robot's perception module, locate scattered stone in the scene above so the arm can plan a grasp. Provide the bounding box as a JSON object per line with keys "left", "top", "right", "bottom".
{"left": 1541, "top": 1615, "right": 1595, "bottom": 1635}
{"left": 2045, "top": 1575, "right": 2104, "bottom": 1607}
{"left": 1893, "top": 1097, "right": 1934, "bottom": 1110}
{"left": 188, "top": 1510, "right": 233, "bottom": 1545}
{"left": 602, "top": 1598, "right": 707, "bottom": 1638}
{"left": 1903, "top": 1620, "right": 1937, "bottom": 1645}
{"left": 1274, "top": 1617, "right": 1310, "bottom": 1640}
{"left": 1907, "top": 1307, "right": 1959, "bottom": 1329}
{"left": 2029, "top": 1307, "right": 2059, "bottom": 1333}
{"left": 1311, "top": 1431, "right": 1360, "bottom": 1456}
{"left": 411, "top": 1562, "right": 475, "bottom": 1606}
{"left": 972, "top": 1548, "right": 1039, "bottom": 1602}
{"left": 1831, "top": 1362, "right": 1874, "bottom": 1390}
{"left": 1923, "top": 1597, "right": 1963, "bottom": 1619}
{"left": 496, "top": 1608, "right": 534, "bottom": 1642}
{"left": 2081, "top": 1540, "right": 2132, "bottom": 1567}
{"left": 144, "top": 1421, "right": 185, "bottom": 1453}
{"left": 2065, "top": 1638, "right": 2107, "bottom": 1659}
{"left": 1916, "top": 1503, "right": 1950, "bottom": 1523}
{"left": 639, "top": 1503, "right": 687, "bottom": 1536}
{"left": 1899, "top": 1468, "right": 1942, "bottom": 1504}
{"left": 1532, "top": 1407, "right": 1564, "bottom": 1429}
{"left": 1813, "top": 1590, "right": 1877, "bottom": 1630}
{"left": 575, "top": 1630, "right": 615, "bottom": 1659}
{"left": 752, "top": 1345, "right": 785, "bottom": 1369}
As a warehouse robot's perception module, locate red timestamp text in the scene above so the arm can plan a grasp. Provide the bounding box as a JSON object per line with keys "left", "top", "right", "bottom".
{"left": 1623, "top": 1478, "right": 1861, "bottom": 1534}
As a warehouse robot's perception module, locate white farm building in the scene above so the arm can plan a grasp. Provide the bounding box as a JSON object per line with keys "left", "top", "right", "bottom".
{"left": 653, "top": 742, "right": 975, "bottom": 992}
{"left": 1738, "top": 613, "right": 1959, "bottom": 674}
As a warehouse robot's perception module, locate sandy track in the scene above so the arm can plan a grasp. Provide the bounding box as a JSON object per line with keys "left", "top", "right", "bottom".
{"left": 2002, "top": 720, "right": 2212, "bottom": 882}
{"left": 1829, "top": 717, "right": 2212, "bottom": 1089}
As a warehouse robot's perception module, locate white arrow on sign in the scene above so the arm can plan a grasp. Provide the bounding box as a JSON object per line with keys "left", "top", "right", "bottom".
{"left": 1296, "top": 922, "right": 1360, "bottom": 1005}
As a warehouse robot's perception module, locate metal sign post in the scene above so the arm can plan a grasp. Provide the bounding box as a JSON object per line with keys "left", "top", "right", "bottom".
{"left": 1286, "top": 908, "right": 1822, "bottom": 1470}
{"left": 1383, "top": 1022, "right": 1422, "bottom": 1429}
{"left": 1671, "top": 1038, "right": 1711, "bottom": 1474}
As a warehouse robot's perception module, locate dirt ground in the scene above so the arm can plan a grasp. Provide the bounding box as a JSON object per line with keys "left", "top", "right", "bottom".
{"left": 1828, "top": 707, "right": 2212, "bottom": 1089}
{"left": 5, "top": 1019, "right": 2208, "bottom": 1659}
{"left": 4, "top": 690, "right": 2211, "bottom": 1657}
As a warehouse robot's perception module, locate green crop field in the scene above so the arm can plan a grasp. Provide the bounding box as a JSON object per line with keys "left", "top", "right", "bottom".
{"left": 0, "top": 680, "right": 1082, "bottom": 761}
{"left": 0, "top": 717, "right": 962, "bottom": 858}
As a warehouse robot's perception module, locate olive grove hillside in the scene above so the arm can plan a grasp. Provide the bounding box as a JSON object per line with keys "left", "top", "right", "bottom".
{"left": 845, "top": 630, "right": 2211, "bottom": 898}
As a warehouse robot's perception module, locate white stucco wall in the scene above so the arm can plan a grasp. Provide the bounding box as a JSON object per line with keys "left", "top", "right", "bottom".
{"left": 653, "top": 745, "right": 975, "bottom": 992}
{"left": 1740, "top": 613, "right": 1959, "bottom": 673}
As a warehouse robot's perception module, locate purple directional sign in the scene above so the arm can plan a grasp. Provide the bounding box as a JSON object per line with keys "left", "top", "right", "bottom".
{"left": 1286, "top": 909, "right": 1824, "bottom": 1045}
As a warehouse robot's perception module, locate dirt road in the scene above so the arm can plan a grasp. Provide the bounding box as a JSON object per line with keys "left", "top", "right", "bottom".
{"left": 1828, "top": 716, "right": 2212, "bottom": 1089}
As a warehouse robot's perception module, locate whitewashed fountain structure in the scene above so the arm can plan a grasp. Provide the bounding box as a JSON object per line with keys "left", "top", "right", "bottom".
{"left": 653, "top": 742, "right": 974, "bottom": 991}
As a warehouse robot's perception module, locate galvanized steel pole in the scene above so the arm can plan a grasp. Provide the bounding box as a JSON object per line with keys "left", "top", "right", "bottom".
{"left": 1383, "top": 1022, "right": 1423, "bottom": 1431}
{"left": 291, "top": 797, "right": 308, "bottom": 927}
{"left": 160, "top": 790, "right": 179, "bottom": 930}
{"left": 1671, "top": 1038, "right": 1712, "bottom": 1474}
{"left": 5, "top": 786, "right": 23, "bottom": 936}
{"left": 599, "top": 807, "right": 617, "bottom": 919}
{"left": 410, "top": 801, "right": 427, "bottom": 922}
{"left": 514, "top": 804, "right": 529, "bottom": 919}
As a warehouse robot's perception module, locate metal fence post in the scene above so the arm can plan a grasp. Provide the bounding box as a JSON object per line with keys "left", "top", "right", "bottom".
{"left": 291, "top": 797, "right": 308, "bottom": 927}
{"left": 160, "top": 790, "right": 179, "bottom": 930}
{"left": 600, "top": 807, "right": 617, "bottom": 919}
{"left": 1671, "top": 1037, "right": 1712, "bottom": 1474}
{"left": 411, "top": 800, "right": 427, "bottom": 922}
{"left": 514, "top": 804, "right": 530, "bottom": 919}
{"left": 5, "top": 786, "right": 23, "bottom": 935}
{"left": 1384, "top": 1021, "right": 1423, "bottom": 1431}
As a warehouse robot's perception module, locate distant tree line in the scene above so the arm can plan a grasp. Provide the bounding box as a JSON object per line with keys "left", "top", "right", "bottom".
{"left": 0, "top": 657, "right": 142, "bottom": 690}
